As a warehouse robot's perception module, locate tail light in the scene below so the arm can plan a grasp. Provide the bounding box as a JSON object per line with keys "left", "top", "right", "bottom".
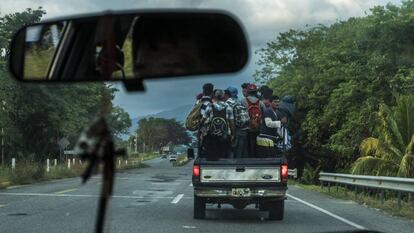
{"left": 281, "top": 164, "right": 288, "bottom": 182}
{"left": 193, "top": 165, "right": 200, "bottom": 177}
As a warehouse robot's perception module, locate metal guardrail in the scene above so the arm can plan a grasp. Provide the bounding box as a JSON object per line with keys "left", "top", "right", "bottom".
{"left": 319, "top": 172, "right": 414, "bottom": 208}
{"left": 319, "top": 172, "right": 414, "bottom": 192}
{"left": 288, "top": 168, "right": 298, "bottom": 179}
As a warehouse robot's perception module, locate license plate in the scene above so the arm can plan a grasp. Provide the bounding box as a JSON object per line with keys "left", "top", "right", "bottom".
{"left": 231, "top": 188, "right": 251, "bottom": 197}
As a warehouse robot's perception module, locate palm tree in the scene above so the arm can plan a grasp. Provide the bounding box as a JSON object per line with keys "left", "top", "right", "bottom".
{"left": 351, "top": 95, "right": 414, "bottom": 177}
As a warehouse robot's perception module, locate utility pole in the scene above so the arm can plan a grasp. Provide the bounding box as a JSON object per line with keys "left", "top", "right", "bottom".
{"left": 1, "top": 128, "right": 3, "bottom": 167}
{"left": 1, "top": 100, "right": 5, "bottom": 167}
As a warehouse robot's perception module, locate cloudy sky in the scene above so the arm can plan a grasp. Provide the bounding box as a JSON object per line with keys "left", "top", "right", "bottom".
{"left": 1, "top": 0, "right": 402, "bottom": 117}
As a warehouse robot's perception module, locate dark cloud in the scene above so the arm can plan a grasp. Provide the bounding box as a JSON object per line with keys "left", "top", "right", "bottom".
{"left": 1, "top": 0, "right": 401, "bottom": 48}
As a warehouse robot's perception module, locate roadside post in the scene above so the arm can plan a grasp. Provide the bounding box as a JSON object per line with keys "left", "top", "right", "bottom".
{"left": 135, "top": 133, "right": 138, "bottom": 153}
{"left": 46, "top": 159, "right": 50, "bottom": 173}
{"left": 11, "top": 158, "right": 15, "bottom": 170}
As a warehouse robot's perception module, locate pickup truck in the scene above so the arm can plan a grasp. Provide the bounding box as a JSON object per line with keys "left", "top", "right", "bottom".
{"left": 191, "top": 156, "right": 288, "bottom": 220}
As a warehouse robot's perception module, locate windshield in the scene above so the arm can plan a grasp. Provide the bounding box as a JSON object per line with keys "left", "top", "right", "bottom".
{"left": 1, "top": 1, "right": 414, "bottom": 233}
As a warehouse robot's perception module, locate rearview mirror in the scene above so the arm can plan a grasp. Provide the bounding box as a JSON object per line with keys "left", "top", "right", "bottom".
{"left": 9, "top": 10, "right": 249, "bottom": 83}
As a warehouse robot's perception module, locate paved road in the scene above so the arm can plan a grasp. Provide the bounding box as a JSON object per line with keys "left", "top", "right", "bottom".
{"left": 1, "top": 158, "right": 414, "bottom": 233}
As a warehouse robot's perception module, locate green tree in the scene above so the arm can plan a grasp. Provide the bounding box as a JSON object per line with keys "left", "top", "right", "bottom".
{"left": 0, "top": 8, "right": 128, "bottom": 161}
{"left": 0, "top": 7, "right": 48, "bottom": 159}
{"left": 255, "top": 1, "right": 414, "bottom": 171}
{"left": 107, "top": 105, "right": 132, "bottom": 138}
{"left": 135, "top": 117, "right": 191, "bottom": 152}
{"left": 0, "top": 7, "right": 46, "bottom": 58}
{"left": 352, "top": 95, "right": 414, "bottom": 177}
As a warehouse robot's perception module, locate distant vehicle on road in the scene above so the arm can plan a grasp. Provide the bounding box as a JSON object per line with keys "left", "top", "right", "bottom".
{"left": 161, "top": 154, "right": 167, "bottom": 159}
{"left": 168, "top": 154, "right": 177, "bottom": 162}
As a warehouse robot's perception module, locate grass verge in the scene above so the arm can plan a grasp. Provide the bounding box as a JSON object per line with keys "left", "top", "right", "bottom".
{"left": 0, "top": 158, "right": 147, "bottom": 189}
{"left": 128, "top": 151, "right": 160, "bottom": 162}
{"left": 292, "top": 180, "right": 414, "bottom": 220}
{"left": 172, "top": 154, "right": 190, "bottom": 167}
{"left": 141, "top": 152, "right": 160, "bottom": 161}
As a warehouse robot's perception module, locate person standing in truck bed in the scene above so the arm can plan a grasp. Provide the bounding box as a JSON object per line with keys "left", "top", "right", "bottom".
{"left": 202, "top": 89, "right": 235, "bottom": 160}
{"left": 257, "top": 95, "right": 287, "bottom": 157}
{"left": 241, "top": 84, "right": 265, "bottom": 156}
{"left": 224, "top": 87, "right": 250, "bottom": 158}
{"left": 198, "top": 83, "right": 214, "bottom": 158}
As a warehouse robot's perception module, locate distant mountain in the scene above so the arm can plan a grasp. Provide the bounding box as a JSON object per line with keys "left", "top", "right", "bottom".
{"left": 151, "top": 104, "right": 192, "bottom": 123}
{"left": 124, "top": 104, "right": 193, "bottom": 138}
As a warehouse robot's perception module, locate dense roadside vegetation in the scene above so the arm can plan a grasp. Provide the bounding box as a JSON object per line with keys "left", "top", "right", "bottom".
{"left": 255, "top": 1, "right": 414, "bottom": 178}
{"left": 352, "top": 95, "right": 414, "bottom": 177}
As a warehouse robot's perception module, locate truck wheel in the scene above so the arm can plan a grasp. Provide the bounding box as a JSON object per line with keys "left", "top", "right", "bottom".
{"left": 268, "top": 200, "right": 284, "bottom": 220}
{"left": 193, "top": 196, "right": 206, "bottom": 219}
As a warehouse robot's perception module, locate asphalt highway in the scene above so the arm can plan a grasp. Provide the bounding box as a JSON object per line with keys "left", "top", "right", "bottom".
{"left": 1, "top": 157, "right": 413, "bottom": 233}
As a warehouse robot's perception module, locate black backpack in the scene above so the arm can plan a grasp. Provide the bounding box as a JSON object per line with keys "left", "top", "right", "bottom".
{"left": 209, "top": 105, "right": 229, "bottom": 139}
{"left": 228, "top": 100, "right": 250, "bottom": 128}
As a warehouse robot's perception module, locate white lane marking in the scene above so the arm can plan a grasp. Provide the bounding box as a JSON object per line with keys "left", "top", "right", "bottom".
{"left": 171, "top": 194, "right": 184, "bottom": 204}
{"left": 0, "top": 192, "right": 194, "bottom": 199}
{"left": 182, "top": 225, "right": 197, "bottom": 229}
{"left": 0, "top": 192, "right": 182, "bottom": 199}
{"left": 132, "top": 190, "right": 174, "bottom": 195}
{"left": 6, "top": 185, "right": 28, "bottom": 190}
{"left": 189, "top": 183, "right": 193, "bottom": 187}
{"left": 150, "top": 182, "right": 182, "bottom": 186}
{"left": 54, "top": 188, "right": 77, "bottom": 194}
{"left": 91, "top": 177, "right": 189, "bottom": 182}
{"left": 287, "top": 194, "right": 365, "bottom": 230}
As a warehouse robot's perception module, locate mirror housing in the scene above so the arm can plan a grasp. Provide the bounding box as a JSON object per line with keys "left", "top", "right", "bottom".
{"left": 9, "top": 10, "right": 249, "bottom": 83}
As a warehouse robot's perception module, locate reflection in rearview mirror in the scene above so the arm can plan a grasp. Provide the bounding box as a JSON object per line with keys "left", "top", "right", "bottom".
{"left": 24, "top": 23, "right": 65, "bottom": 79}
{"left": 9, "top": 11, "right": 249, "bottom": 82}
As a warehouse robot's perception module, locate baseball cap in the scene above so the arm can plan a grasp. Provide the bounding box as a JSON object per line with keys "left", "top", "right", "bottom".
{"left": 247, "top": 83, "right": 257, "bottom": 92}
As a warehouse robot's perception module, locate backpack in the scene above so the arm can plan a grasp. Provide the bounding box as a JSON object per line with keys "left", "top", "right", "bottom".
{"left": 229, "top": 101, "right": 250, "bottom": 128}
{"left": 209, "top": 105, "right": 229, "bottom": 139}
{"left": 185, "top": 102, "right": 203, "bottom": 131}
{"left": 246, "top": 99, "right": 262, "bottom": 131}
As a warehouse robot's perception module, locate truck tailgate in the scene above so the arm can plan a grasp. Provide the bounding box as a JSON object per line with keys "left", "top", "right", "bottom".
{"left": 194, "top": 158, "right": 283, "bottom": 184}
{"left": 201, "top": 166, "right": 280, "bottom": 183}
